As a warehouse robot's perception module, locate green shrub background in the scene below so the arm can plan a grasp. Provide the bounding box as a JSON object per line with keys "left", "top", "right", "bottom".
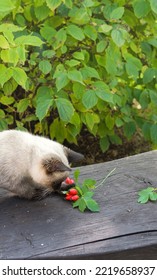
{"left": 0, "top": 0, "right": 157, "bottom": 151}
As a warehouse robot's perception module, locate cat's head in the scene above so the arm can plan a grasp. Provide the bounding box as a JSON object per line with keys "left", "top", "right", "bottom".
{"left": 31, "top": 147, "right": 84, "bottom": 199}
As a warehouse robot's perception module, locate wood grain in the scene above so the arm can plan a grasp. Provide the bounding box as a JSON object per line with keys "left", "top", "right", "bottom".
{"left": 0, "top": 151, "right": 157, "bottom": 259}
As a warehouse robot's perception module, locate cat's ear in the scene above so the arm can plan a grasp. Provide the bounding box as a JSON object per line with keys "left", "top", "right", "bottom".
{"left": 42, "top": 158, "right": 71, "bottom": 174}
{"left": 64, "top": 147, "right": 84, "bottom": 163}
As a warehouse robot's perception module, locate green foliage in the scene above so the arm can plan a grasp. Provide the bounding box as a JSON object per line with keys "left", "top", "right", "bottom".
{"left": 0, "top": 0, "right": 157, "bottom": 151}
{"left": 69, "top": 167, "right": 116, "bottom": 212}
{"left": 138, "top": 187, "right": 157, "bottom": 203}
{"left": 70, "top": 170, "right": 97, "bottom": 212}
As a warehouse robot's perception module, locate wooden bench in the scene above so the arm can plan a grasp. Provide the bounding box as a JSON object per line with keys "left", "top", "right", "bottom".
{"left": 0, "top": 151, "right": 157, "bottom": 260}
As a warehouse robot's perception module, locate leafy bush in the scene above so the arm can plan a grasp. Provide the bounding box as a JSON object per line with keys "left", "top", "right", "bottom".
{"left": 0, "top": 0, "right": 157, "bottom": 151}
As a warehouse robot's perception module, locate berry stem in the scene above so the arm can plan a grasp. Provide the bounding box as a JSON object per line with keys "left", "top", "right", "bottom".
{"left": 95, "top": 167, "right": 116, "bottom": 188}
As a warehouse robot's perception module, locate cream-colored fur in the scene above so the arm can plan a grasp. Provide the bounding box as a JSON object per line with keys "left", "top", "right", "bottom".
{"left": 0, "top": 130, "right": 83, "bottom": 199}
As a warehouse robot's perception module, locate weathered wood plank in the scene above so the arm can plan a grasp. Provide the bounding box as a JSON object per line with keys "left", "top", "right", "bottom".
{"left": 0, "top": 151, "right": 157, "bottom": 259}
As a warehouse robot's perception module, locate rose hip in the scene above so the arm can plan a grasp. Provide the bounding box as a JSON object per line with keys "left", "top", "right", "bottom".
{"left": 69, "top": 188, "right": 78, "bottom": 195}
{"left": 65, "top": 194, "right": 72, "bottom": 200}
{"left": 65, "top": 177, "right": 75, "bottom": 185}
{"left": 71, "top": 195, "right": 79, "bottom": 201}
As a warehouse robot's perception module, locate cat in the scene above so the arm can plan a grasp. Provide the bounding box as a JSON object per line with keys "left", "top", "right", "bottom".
{"left": 0, "top": 130, "right": 83, "bottom": 200}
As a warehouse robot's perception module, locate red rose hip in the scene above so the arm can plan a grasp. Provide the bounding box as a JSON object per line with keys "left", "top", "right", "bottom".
{"left": 65, "top": 177, "right": 75, "bottom": 185}
{"left": 71, "top": 195, "right": 79, "bottom": 201}
{"left": 69, "top": 188, "right": 78, "bottom": 195}
{"left": 65, "top": 194, "right": 72, "bottom": 200}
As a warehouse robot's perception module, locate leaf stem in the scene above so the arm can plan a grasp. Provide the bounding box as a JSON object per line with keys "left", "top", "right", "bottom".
{"left": 95, "top": 167, "right": 116, "bottom": 188}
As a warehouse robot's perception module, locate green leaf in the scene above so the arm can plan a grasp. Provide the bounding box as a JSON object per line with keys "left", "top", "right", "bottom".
{"left": 148, "top": 0, "right": 157, "bottom": 14}
{"left": 0, "top": 23, "right": 23, "bottom": 33}
{"left": 84, "top": 25, "right": 97, "bottom": 41}
{"left": 82, "top": 179, "right": 96, "bottom": 188}
{"left": 147, "top": 38, "right": 157, "bottom": 48}
{"left": 115, "top": 117, "right": 124, "bottom": 128}
{"left": 81, "top": 66, "right": 100, "bottom": 80}
{"left": 150, "top": 124, "right": 157, "bottom": 144}
{"left": 123, "top": 122, "right": 136, "bottom": 139}
{"left": 51, "top": 124, "right": 65, "bottom": 142}
{"left": 42, "top": 50, "right": 55, "bottom": 58}
{"left": 100, "top": 137, "right": 110, "bottom": 152}
{"left": 53, "top": 64, "right": 66, "bottom": 79}
{"left": 0, "top": 35, "right": 9, "bottom": 49}
{"left": 65, "top": 59, "right": 80, "bottom": 67}
{"left": 0, "top": 119, "right": 8, "bottom": 131}
{"left": 35, "top": 5, "right": 50, "bottom": 21}
{"left": 143, "top": 68, "right": 156, "bottom": 83}
{"left": 75, "top": 198, "right": 86, "bottom": 212}
{"left": 56, "top": 72, "right": 69, "bottom": 91}
{"left": 68, "top": 7, "right": 90, "bottom": 25}
{"left": 53, "top": 28, "right": 67, "bottom": 50}
{"left": 149, "top": 192, "right": 157, "bottom": 201}
{"left": 0, "top": 109, "right": 5, "bottom": 118}
{"left": 50, "top": 118, "right": 67, "bottom": 143}
{"left": 85, "top": 112, "right": 100, "bottom": 130}
{"left": 83, "top": 191, "right": 94, "bottom": 199}
{"left": 125, "top": 55, "right": 142, "bottom": 80}
{"left": 1, "top": 49, "right": 19, "bottom": 66}
{"left": 73, "top": 83, "right": 85, "bottom": 100}
{"left": 46, "top": 0, "right": 62, "bottom": 11}
{"left": 12, "top": 67, "right": 27, "bottom": 89}
{"left": 73, "top": 169, "right": 80, "bottom": 183}
{"left": 142, "top": 122, "right": 151, "bottom": 141}
{"left": 17, "top": 45, "right": 26, "bottom": 63}
{"left": 3, "top": 79, "right": 17, "bottom": 95}
{"left": 73, "top": 51, "right": 84, "bottom": 61}
{"left": 139, "top": 90, "right": 150, "bottom": 109}
{"left": 72, "top": 198, "right": 80, "bottom": 208}
{"left": 0, "top": 0, "right": 15, "bottom": 12}
{"left": 96, "top": 40, "right": 107, "bottom": 53}
{"left": 40, "top": 26, "right": 56, "bottom": 42}
{"left": 105, "top": 114, "right": 115, "bottom": 130}
{"left": 36, "top": 86, "right": 54, "bottom": 121}
{"left": 75, "top": 186, "right": 83, "bottom": 196}
{"left": 109, "top": 134, "right": 122, "bottom": 145}
{"left": 138, "top": 194, "right": 149, "bottom": 204}
{"left": 15, "top": 35, "right": 43, "bottom": 46}
{"left": 67, "top": 24, "right": 85, "bottom": 41}
{"left": 82, "top": 90, "right": 98, "bottom": 109}
{"left": 0, "top": 65, "right": 12, "bottom": 86}
{"left": 149, "top": 90, "right": 157, "bottom": 105}
{"left": 111, "top": 29, "right": 125, "bottom": 47}
{"left": 110, "top": 7, "right": 124, "bottom": 19}
{"left": 55, "top": 98, "right": 74, "bottom": 122}
{"left": 64, "top": 0, "right": 73, "bottom": 9}
{"left": 105, "top": 42, "right": 121, "bottom": 75}
{"left": 0, "top": 96, "right": 14, "bottom": 105}
{"left": 2, "top": 30, "right": 14, "bottom": 45}
{"left": 17, "top": 98, "right": 29, "bottom": 113}
{"left": 68, "top": 70, "right": 84, "bottom": 84}
{"left": 39, "top": 60, "right": 52, "bottom": 74}
{"left": 70, "top": 112, "right": 81, "bottom": 127}
{"left": 85, "top": 199, "right": 100, "bottom": 212}
{"left": 133, "top": 0, "right": 151, "bottom": 18}
{"left": 138, "top": 187, "right": 155, "bottom": 203}
{"left": 96, "top": 89, "right": 113, "bottom": 104}
{"left": 98, "top": 24, "right": 112, "bottom": 33}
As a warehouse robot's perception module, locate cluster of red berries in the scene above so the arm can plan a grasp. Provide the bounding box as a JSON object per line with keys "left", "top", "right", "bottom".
{"left": 65, "top": 177, "right": 79, "bottom": 201}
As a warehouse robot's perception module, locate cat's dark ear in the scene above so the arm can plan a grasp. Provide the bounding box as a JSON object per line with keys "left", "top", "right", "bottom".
{"left": 64, "top": 147, "right": 84, "bottom": 163}
{"left": 42, "top": 158, "right": 71, "bottom": 174}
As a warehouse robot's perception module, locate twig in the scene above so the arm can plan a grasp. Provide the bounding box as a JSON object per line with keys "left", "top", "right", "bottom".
{"left": 95, "top": 167, "right": 116, "bottom": 188}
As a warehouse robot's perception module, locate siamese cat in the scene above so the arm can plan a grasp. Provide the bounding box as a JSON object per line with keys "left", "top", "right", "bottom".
{"left": 0, "top": 130, "right": 83, "bottom": 200}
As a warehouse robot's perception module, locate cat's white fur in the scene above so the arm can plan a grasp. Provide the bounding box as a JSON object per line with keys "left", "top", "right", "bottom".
{"left": 0, "top": 130, "right": 83, "bottom": 199}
